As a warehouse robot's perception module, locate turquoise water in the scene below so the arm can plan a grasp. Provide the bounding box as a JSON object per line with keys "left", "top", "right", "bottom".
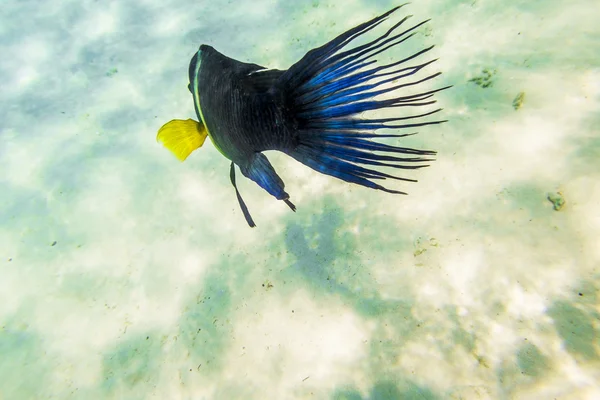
{"left": 1, "top": 0, "right": 599, "bottom": 398}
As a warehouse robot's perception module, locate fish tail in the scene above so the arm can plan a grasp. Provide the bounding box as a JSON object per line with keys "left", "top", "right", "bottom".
{"left": 278, "top": 5, "right": 451, "bottom": 193}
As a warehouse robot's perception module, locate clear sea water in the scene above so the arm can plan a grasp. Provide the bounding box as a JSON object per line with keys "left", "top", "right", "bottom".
{"left": 1, "top": 0, "right": 599, "bottom": 399}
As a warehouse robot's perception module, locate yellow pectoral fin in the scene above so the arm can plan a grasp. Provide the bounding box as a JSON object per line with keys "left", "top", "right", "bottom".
{"left": 156, "top": 119, "right": 208, "bottom": 161}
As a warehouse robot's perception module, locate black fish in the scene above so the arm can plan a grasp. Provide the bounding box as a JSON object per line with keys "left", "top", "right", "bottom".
{"left": 157, "top": 5, "right": 450, "bottom": 227}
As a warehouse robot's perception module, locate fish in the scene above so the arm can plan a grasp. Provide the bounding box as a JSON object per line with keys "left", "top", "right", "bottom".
{"left": 157, "top": 5, "right": 450, "bottom": 227}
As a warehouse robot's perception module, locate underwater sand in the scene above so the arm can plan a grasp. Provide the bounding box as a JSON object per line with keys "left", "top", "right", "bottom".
{"left": 1, "top": 0, "right": 599, "bottom": 398}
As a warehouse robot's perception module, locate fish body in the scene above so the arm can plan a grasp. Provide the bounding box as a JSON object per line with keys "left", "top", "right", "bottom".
{"left": 158, "top": 6, "right": 450, "bottom": 227}
{"left": 191, "top": 46, "right": 293, "bottom": 160}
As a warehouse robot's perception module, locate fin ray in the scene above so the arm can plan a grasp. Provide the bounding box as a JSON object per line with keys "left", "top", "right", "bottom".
{"left": 279, "top": 6, "right": 449, "bottom": 194}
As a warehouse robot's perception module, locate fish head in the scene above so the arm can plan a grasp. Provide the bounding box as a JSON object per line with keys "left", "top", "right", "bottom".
{"left": 187, "top": 45, "right": 216, "bottom": 91}
{"left": 187, "top": 47, "right": 200, "bottom": 93}
{"left": 188, "top": 47, "right": 201, "bottom": 94}
{"left": 188, "top": 46, "right": 207, "bottom": 124}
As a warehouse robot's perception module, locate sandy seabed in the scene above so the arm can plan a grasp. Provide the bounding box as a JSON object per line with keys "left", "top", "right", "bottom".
{"left": 1, "top": 0, "right": 599, "bottom": 398}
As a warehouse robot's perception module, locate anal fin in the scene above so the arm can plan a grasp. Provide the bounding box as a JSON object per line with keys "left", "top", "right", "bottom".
{"left": 240, "top": 153, "right": 296, "bottom": 212}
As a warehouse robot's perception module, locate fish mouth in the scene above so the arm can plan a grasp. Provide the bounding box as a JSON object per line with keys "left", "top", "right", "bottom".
{"left": 187, "top": 46, "right": 203, "bottom": 118}
{"left": 188, "top": 47, "right": 202, "bottom": 91}
{"left": 188, "top": 46, "right": 211, "bottom": 140}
